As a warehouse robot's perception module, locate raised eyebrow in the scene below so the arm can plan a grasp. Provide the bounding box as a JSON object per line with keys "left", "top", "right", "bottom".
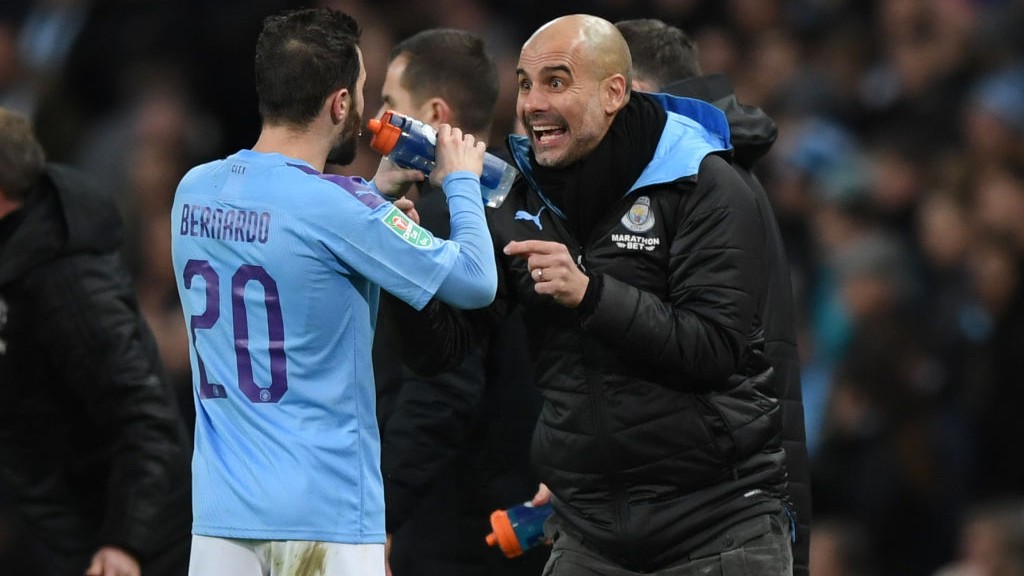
{"left": 516, "top": 64, "right": 573, "bottom": 79}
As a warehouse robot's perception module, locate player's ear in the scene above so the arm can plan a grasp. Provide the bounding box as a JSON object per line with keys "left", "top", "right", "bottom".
{"left": 330, "top": 88, "right": 351, "bottom": 124}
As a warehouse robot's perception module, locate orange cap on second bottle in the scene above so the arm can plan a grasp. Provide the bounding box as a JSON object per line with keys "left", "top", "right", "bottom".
{"left": 485, "top": 508, "right": 524, "bottom": 558}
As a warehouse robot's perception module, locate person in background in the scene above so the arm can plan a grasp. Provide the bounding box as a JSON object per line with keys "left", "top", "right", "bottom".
{"left": 932, "top": 498, "right": 1024, "bottom": 576}
{"left": 170, "top": 8, "right": 496, "bottom": 576}
{"left": 0, "top": 106, "right": 192, "bottom": 575}
{"left": 396, "top": 14, "right": 794, "bottom": 576}
{"left": 615, "top": 17, "right": 811, "bottom": 576}
{"left": 372, "top": 28, "right": 547, "bottom": 576}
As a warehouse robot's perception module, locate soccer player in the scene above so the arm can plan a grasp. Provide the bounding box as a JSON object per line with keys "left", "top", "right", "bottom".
{"left": 170, "top": 8, "right": 496, "bottom": 575}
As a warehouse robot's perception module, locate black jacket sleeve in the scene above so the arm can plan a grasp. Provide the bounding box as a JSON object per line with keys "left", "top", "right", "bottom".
{"left": 29, "top": 252, "right": 189, "bottom": 559}
{"left": 394, "top": 261, "right": 507, "bottom": 377}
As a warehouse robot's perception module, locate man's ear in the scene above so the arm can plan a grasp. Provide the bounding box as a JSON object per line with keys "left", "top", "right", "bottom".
{"left": 330, "top": 88, "right": 351, "bottom": 124}
{"left": 601, "top": 74, "right": 629, "bottom": 115}
{"left": 418, "top": 97, "right": 452, "bottom": 129}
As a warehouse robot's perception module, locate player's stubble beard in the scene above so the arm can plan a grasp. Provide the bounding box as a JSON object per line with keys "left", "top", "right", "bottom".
{"left": 326, "top": 108, "right": 362, "bottom": 166}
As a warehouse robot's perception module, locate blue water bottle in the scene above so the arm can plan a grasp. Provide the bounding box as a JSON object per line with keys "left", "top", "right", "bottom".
{"left": 484, "top": 501, "right": 554, "bottom": 558}
{"left": 366, "top": 110, "right": 518, "bottom": 208}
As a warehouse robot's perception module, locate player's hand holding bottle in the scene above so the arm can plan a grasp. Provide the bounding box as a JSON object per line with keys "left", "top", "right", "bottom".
{"left": 430, "top": 124, "right": 485, "bottom": 188}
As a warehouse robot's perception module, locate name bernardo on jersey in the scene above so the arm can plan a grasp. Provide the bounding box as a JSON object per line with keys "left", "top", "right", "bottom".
{"left": 179, "top": 203, "right": 271, "bottom": 244}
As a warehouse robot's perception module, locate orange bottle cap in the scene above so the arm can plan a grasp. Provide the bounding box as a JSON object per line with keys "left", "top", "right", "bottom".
{"left": 367, "top": 111, "right": 400, "bottom": 155}
{"left": 484, "top": 508, "right": 524, "bottom": 558}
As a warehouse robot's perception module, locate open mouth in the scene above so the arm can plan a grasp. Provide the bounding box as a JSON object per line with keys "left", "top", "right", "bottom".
{"left": 530, "top": 124, "right": 567, "bottom": 146}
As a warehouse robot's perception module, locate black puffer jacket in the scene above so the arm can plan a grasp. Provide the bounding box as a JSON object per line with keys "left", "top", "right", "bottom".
{"left": 402, "top": 93, "right": 790, "bottom": 571}
{"left": 663, "top": 73, "right": 811, "bottom": 575}
{"left": 0, "top": 165, "right": 192, "bottom": 571}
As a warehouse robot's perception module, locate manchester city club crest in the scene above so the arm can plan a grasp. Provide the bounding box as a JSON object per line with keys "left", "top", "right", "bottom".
{"left": 621, "top": 196, "right": 655, "bottom": 233}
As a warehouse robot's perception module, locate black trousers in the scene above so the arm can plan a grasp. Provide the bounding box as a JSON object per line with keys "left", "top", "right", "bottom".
{"left": 541, "top": 511, "right": 793, "bottom": 576}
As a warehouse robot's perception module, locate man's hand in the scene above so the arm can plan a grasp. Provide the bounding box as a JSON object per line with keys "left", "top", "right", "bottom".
{"left": 504, "top": 240, "right": 589, "bottom": 307}
{"left": 385, "top": 534, "right": 394, "bottom": 576}
{"left": 85, "top": 546, "right": 140, "bottom": 576}
{"left": 431, "top": 124, "right": 485, "bottom": 187}
{"left": 372, "top": 155, "right": 425, "bottom": 199}
{"left": 531, "top": 483, "right": 553, "bottom": 507}
{"left": 531, "top": 483, "right": 555, "bottom": 548}
{"left": 392, "top": 196, "right": 420, "bottom": 225}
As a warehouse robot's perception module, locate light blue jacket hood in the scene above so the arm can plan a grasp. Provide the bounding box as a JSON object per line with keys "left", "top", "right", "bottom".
{"left": 508, "top": 92, "right": 732, "bottom": 199}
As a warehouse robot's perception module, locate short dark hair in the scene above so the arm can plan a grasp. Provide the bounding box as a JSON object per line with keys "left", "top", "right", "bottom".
{"left": 255, "top": 8, "right": 362, "bottom": 126}
{"left": 389, "top": 29, "right": 498, "bottom": 136}
{"left": 0, "top": 107, "right": 46, "bottom": 203}
{"left": 615, "top": 19, "right": 700, "bottom": 90}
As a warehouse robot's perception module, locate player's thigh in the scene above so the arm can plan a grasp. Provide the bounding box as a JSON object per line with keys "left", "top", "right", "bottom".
{"left": 189, "top": 537, "right": 386, "bottom": 576}
{"left": 269, "top": 540, "right": 386, "bottom": 576}
{"left": 188, "top": 535, "right": 263, "bottom": 576}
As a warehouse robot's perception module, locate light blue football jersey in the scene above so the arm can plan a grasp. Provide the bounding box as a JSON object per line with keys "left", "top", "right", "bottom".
{"left": 171, "top": 149, "right": 461, "bottom": 542}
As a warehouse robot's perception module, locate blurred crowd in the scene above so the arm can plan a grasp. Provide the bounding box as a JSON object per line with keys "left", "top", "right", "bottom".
{"left": 2, "top": 0, "right": 1024, "bottom": 575}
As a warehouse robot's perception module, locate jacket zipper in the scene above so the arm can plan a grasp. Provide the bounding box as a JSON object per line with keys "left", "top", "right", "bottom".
{"left": 559, "top": 214, "right": 633, "bottom": 560}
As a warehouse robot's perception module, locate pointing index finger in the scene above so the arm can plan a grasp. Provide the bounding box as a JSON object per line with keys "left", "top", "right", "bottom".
{"left": 503, "top": 240, "right": 551, "bottom": 258}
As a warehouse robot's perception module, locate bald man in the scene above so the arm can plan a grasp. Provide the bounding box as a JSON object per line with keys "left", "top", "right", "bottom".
{"left": 397, "top": 14, "right": 795, "bottom": 575}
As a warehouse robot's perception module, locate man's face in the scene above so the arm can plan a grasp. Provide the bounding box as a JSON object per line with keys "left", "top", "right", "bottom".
{"left": 516, "top": 35, "right": 611, "bottom": 168}
{"left": 327, "top": 48, "right": 366, "bottom": 166}
{"left": 379, "top": 53, "right": 433, "bottom": 128}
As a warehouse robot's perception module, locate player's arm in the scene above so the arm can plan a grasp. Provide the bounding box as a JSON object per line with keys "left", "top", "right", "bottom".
{"left": 426, "top": 124, "right": 496, "bottom": 309}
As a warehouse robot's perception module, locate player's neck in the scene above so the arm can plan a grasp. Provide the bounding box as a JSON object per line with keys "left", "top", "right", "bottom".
{"left": 252, "top": 124, "right": 329, "bottom": 172}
